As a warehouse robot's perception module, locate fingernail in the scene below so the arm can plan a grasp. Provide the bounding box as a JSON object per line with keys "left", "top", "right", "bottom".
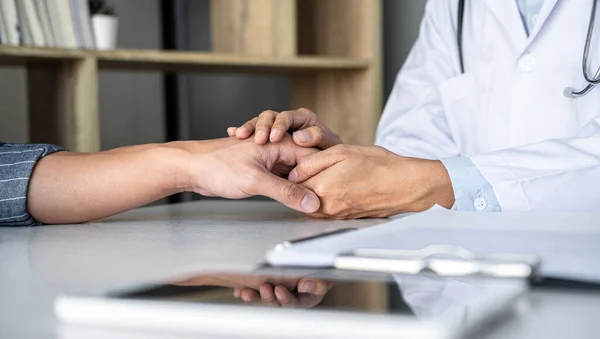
{"left": 233, "top": 289, "right": 240, "bottom": 298}
{"left": 256, "top": 130, "right": 264, "bottom": 138}
{"left": 294, "top": 130, "right": 310, "bottom": 143}
{"left": 270, "top": 129, "right": 279, "bottom": 140}
{"left": 298, "top": 281, "right": 314, "bottom": 293}
{"left": 301, "top": 192, "right": 320, "bottom": 213}
{"left": 275, "top": 290, "right": 289, "bottom": 303}
{"left": 288, "top": 168, "right": 299, "bottom": 181}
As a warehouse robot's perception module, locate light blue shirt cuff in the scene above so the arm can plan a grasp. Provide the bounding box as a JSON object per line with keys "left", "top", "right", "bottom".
{"left": 439, "top": 157, "right": 502, "bottom": 212}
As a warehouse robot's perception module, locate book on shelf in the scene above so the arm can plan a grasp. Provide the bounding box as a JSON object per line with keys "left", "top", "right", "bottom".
{"left": 71, "top": 0, "right": 94, "bottom": 49}
{"left": 35, "top": 0, "right": 56, "bottom": 46}
{"left": 0, "top": 0, "right": 96, "bottom": 49}
{"left": 14, "top": 0, "right": 32, "bottom": 45}
{"left": 47, "top": 0, "right": 66, "bottom": 47}
{"left": 20, "top": 0, "right": 46, "bottom": 46}
{"left": 0, "top": 5, "right": 5, "bottom": 44}
{"left": 56, "top": 0, "right": 78, "bottom": 48}
{"left": 0, "top": 0, "right": 20, "bottom": 45}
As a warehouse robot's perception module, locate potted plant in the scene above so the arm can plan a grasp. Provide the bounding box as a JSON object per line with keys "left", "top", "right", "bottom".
{"left": 89, "top": 0, "right": 117, "bottom": 50}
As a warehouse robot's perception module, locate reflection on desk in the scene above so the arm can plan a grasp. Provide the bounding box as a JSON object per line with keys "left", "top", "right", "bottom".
{"left": 56, "top": 269, "right": 527, "bottom": 339}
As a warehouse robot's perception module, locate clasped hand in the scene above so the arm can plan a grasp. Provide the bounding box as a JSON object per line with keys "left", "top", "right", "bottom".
{"left": 229, "top": 109, "right": 455, "bottom": 219}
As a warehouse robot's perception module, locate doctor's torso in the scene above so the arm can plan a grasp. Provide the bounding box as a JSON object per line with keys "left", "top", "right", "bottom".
{"left": 382, "top": 0, "right": 600, "bottom": 157}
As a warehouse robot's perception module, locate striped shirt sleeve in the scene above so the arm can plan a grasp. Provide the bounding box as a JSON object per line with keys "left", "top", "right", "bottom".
{"left": 0, "top": 142, "right": 66, "bottom": 227}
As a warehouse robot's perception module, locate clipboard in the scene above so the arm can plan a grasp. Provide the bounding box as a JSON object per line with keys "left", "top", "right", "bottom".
{"left": 267, "top": 206, "right": 600, "bottom": 289}
{"left": 272, "top": 229, "right": 539, "bottom": 279}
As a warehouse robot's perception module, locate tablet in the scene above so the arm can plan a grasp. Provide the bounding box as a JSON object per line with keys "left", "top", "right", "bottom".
{"left": 55, "top": 268, "right": 526, "bottom": 339}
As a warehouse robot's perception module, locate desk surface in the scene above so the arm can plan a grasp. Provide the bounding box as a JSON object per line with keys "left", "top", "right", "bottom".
{"left": 1, "top": 201, "right": 599, "bottom": 339}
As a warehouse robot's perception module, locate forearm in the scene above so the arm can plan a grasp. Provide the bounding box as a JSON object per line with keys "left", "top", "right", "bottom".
{"left": 27, "top": 143, "right": 189, "bottom": 224}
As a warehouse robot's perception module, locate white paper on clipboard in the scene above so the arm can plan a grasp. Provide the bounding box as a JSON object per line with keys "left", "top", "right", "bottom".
{"left": 266, "top": 206, "right": 600, "bottom": 283}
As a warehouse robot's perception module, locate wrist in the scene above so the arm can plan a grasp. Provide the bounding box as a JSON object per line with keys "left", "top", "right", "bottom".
{"left": 154, "top": 142, "right": 198, "bottom": 194}
{"left": 406, "top": 159, "right": 455, "bottom": 212}
{"left": 423, "top": 160, "right": 455, "bottom": 210}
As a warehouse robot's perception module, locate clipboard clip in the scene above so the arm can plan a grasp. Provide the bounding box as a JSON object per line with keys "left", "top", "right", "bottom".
{"left": 333, "top": 245, "right": 540, "bottom": 279}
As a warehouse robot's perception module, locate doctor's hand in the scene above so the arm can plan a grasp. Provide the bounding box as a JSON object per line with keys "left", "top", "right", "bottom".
{"left": 233, "top": 277, "right": 333, "bottom": 308}
{"left": 288, "top": 145, "right": 456, "bottom": 219}
{"left": 227, "top": 108, "right": 343, "bottom": 150}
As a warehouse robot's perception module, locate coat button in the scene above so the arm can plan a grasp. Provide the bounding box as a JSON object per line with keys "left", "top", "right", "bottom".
{"left": 518, "top": 53, "right": 537, "bottom": 72}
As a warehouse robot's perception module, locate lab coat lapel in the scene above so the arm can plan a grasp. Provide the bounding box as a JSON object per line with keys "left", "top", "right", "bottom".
{"left": 526, "top": 0, "right": 560, "bottom": 45}
{"left": 484, "top": 0, "right": 528, "bottom": 53}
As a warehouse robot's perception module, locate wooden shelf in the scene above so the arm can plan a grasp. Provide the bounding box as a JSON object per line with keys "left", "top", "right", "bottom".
{"left": 96, "top": 49, "right": 370, "bottom": 73}
{"left": 0, "top": 46, "right": 85, "bottom": 64}
{"left": 9, "top": 0, "right": 382, "bottom": 153}
{"left": 0, "top": 46, "right": 370, "bottom": 74}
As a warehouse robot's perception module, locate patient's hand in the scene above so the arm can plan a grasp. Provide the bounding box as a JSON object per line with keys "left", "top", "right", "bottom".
{"left": 228, "top": 108, "right": 342, "bottom": 150}
{"left": 233, "top": 277, "right": 333, "bottom": 308}
{"left": 175, "top": 134, "right": 322, "bottom": 214}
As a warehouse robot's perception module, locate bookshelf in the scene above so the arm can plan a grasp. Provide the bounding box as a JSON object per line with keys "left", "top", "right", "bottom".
{"left": 0, "top": 46, "right": 370, "bottom": 71}
{"left": 0, "top": 0, "right": 382, "bottom": 153}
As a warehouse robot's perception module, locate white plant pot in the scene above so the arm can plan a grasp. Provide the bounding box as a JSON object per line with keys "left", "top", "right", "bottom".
{"left": 92, "top": 15, "right": 118, "bottom": 50}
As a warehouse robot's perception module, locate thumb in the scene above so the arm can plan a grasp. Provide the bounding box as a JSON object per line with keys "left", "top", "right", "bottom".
{"left": 292, "top": 126, "right": 342, "bottom": 150}
{"left": 252, "top": 171, "right": 320, "bottom": 213}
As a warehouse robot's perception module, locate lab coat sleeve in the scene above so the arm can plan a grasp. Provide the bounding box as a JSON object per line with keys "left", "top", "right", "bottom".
{"left": 440, "top": 157, "right": 502, "bottom": 212}
{"left": 469, "top": 118, "right": 600, "bottom": 211}
{"left": 375, "top": 0, "right": 461, "bottom": 160}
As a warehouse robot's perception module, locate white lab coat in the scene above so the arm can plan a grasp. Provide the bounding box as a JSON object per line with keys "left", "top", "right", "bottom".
{"left": 376, "top": 0, "right": 600, "bottom": 211}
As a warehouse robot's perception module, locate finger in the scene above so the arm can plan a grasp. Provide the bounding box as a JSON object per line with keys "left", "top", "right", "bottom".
{"left": 251, "top": 171, "right": 320, "bottom": 213}
{"left": 270, "top": 109, "right": 317, "bottom": 143}
{"left": 297, "top": 293, "right": 325, "bottom": 308}
{"left": 269, "top": 111, "right": 295, "bottom": 143}
{"left": 288, "top": 146, "right": 348, "bottom": 183}
{"left": 233, "top": 288, "right": 241, "bottom": 298}
{"left": 254, "top": 111, "right": 277, "bottom": 144}
{"left": 227, "top": 127, "right": 238, "bottom": 137}
{"left": 297, "top": 279, "right": 334, "bottom": 308}
{"left": 259, "top": 284, "right": 280, "bottom": 307}
{"left": 236, "top": 118, "right": 258, "bottom": 139}
{"left": 274, "top": 285, "right": 299, "bottom": 308}
{"left": 293, "top": 126, "right": 342, "bottom": 149}
{"left": 297, "top": 279, "right": 330, "bottom": 295}
{"left": 240, "top": 289, "right": 260, "bottom": 303}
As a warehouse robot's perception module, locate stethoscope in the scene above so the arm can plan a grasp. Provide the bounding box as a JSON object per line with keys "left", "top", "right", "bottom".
{"left": 457, "top": 0, "right": 600, "bottom": 98}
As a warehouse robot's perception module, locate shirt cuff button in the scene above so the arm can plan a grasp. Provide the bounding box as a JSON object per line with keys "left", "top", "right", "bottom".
{"left": 474, "top": 197, "right": 488, "bottom": 211}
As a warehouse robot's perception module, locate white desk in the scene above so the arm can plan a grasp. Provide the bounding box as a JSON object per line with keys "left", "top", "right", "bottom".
{"left": 1, "top": 201, "right": 599, "bottom": 339}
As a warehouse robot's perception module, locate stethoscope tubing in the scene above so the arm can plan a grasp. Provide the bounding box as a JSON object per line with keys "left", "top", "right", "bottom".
{"left": 457, "top": 0, "right": 600, "bottom": 98}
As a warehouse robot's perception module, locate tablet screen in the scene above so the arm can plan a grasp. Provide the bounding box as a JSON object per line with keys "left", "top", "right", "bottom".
{"left": 110, "top": 268, "right": 525, "bottom": 325}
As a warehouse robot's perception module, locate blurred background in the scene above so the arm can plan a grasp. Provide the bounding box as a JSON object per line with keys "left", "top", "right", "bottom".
{"left": 0, "top": 0, "right": 426, "bottom": 202}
